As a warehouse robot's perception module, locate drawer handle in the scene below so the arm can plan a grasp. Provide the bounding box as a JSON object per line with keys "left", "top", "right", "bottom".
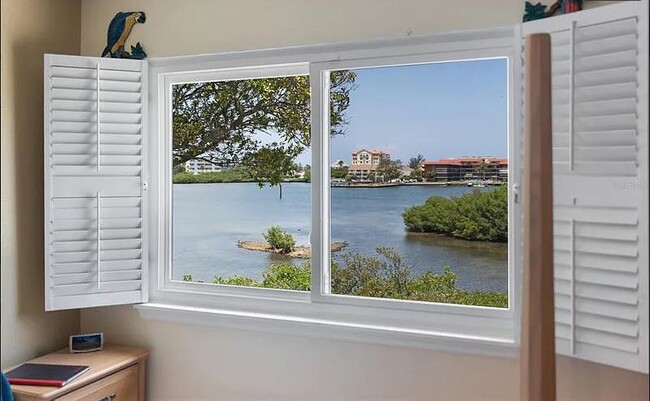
{"left": 99, "top": 394, "right": 116, "bottom": 401}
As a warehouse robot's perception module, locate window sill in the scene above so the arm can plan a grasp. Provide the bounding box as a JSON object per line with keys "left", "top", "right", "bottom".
{"left": 134, "top": 302, "right": 518, "bottom": 358}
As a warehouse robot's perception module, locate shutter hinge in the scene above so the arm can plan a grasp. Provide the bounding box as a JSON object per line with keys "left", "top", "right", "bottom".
{"left": 143, "top": 181, "right": 148, "bottom": 192}
{"left": 513, "top": 183, "right": 520, "bottom": 204}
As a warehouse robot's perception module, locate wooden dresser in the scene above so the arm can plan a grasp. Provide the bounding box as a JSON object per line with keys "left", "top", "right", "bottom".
{"left": 5, "top": 344, "right": 148, "bottom": 401}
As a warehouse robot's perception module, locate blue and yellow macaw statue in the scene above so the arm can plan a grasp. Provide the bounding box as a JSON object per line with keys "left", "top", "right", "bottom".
{"left": 101, "top": 11, "right": 147, "bottom": 59}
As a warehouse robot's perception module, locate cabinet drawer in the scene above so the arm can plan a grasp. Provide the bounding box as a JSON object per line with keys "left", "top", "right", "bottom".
{"left": 57, "top": 365, "right": 138, "bottom": 401}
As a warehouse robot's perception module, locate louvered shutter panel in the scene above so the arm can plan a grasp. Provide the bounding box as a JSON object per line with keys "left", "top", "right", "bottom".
{"left": 522, "top": 1, "right": 648, "bottom": 373}
{"left": 44, "top": 55, "right": 148, "bottom": 311}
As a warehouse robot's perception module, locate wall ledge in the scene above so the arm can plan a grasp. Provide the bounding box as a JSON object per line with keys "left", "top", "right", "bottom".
{"left": 135, "top": 302, "right": 518, "bottom": 358}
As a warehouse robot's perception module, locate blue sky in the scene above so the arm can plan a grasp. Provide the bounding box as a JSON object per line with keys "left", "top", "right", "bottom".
{"left": 329, "top": 58, "right": 508, "bottom": 164}
{"left": 260, "top": 57, "right": 508, "bottom": 166}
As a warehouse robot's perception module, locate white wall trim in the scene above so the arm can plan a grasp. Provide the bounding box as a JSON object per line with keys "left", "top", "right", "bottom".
{"left": 135, "top": 303, "right": 518, "bottom": 358}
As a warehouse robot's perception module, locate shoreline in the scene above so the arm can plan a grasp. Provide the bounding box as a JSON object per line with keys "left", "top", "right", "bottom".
{"left": 174, "top": 179, "right": 504, "bottom": 187}
{"left": 238, "top": 240, "right": 348, "bottom": 259}
{"left": 405, "top": 231, "right": 507, "bottom": 253}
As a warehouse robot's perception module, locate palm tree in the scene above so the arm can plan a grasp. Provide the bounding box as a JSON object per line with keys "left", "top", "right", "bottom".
{"left": 476, "top": 160, "right": 488, "bottom": 182}
{"left": 408, "top": 154, "right": 425, "bottom": 170}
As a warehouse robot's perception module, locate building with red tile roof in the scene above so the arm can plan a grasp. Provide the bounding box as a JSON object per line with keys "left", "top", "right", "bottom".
{"left": 348, "top": 149, "right": 391, "bottom": 180}
{"left": 422, "top": 156, "right": 508, "bottom": 182}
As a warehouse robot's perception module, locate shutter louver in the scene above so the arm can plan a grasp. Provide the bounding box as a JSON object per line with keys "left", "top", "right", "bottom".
{"left": 522, "top": 0, "right": 648, "bottom": 373}
{"left": 45, "top": 55, "right": 148, "bottom": 311}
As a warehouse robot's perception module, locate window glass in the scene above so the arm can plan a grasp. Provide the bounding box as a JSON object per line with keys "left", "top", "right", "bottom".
{"left": 171, "top": 75, "right": 316, "bottom": 290}
{"left": 328, "top": 59, "right": 509, "bottom": 307}
{"left": 171, "top": 73, "right": 356, "bottom": 291}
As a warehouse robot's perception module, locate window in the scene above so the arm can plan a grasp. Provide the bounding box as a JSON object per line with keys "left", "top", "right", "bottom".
{"left": 162, "top": 54, "right": 515, "bottom": 312}
{"left": 161, "top": 45, "right": 515, "bottom": 315}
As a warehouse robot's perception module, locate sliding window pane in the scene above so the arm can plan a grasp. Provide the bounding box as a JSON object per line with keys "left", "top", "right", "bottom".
{"left": 171, "top": 75, "right": 315, "bottom": 290}
{"left": 328, "top": 59, "right": 509, "bottom": 307}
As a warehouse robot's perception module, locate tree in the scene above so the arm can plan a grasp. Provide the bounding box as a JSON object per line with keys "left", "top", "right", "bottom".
{"left": 172, "top": 71, "right": 357, "bottom": 191}
{"left": 376, "top": 159, "right": 402, "bottom": 182}
{"left": 263, "top": 225, "right": 296, "bottom": 253}
{"left": 242, "top": 145, "right": 295, "bottom": 198}
{"left": 402, "top": 185, "right": 508, "bottom": 242}
{"left": 331, "top": 166, "right": 349, "bottom": 179}
{"left": 476, "top": 160, "right": 488, "bottom": 181}
{"left": 408, "top": 154, "right": 425, "bottom": 170}
{"left": 173, "top": 164, "right": 186, "bottom": 174}
{"left": 303, "top": 164, "right": 311, "bottom": 182}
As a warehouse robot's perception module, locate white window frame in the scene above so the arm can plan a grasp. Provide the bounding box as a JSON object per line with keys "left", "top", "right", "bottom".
{"left": 140, "top": 26, "right": 522, "bottom": 356}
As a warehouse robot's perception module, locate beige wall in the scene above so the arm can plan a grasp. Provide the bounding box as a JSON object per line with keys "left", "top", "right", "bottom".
{"left": 1, "top": 0, "right": 82, "bottom": 368}
{"left": 77, "top": 1, "right": 647, "bottom": 400}
{"left": 79, "top": 0, "right": 620, "bottom": 57}
{"left": 79, "top": 0, "right": 522, "bottom": 57}
{"left": 83, "top": 306, "right": 649, "bottom": 401}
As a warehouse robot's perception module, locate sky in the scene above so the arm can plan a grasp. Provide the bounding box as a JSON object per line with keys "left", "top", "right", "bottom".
{"left": 285, "top": 57, "right": 508, "bottom": 166}
{"left": 330, "top": 58, "right": 508, "bottom": 164}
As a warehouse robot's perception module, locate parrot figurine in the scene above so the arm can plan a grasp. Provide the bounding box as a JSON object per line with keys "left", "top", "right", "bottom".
{"left": 101, "top": 11, "right": 147, "bottom": 58}
{"left": 523, "top": 1, "right": 548, "bottom": 22}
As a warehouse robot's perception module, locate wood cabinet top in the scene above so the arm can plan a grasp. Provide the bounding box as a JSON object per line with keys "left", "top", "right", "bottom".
{"left": 4, "top": 344, "right": 148, "bottom": 400}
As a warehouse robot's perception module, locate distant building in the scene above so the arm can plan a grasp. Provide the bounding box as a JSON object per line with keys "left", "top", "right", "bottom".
{"left": 184, "top": 158, "right": 222, "bottom": 175}
{"left": 348, "top": 149, "right": 390, "bottom": 180}
{"left": 400, "top": 166, "right": 414, "bottom": 177}
{"left": 422, "top": 157, "right": 508, "bottom": 182}
{"left": 331, "top": 159, "right": 349, "bottom": 169}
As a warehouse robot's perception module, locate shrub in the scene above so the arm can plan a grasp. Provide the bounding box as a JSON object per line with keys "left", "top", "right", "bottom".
{"left": 213, "top": 275, "right": 260, "bottom": 287}
{"left": 262, "top": 263, "right": 311, "bottom": 291}
{"left": 263, "top": 225, "right": 296, "bottom": 253}
{"left": 331, "top": 247, "right": 507, "bottom": 307}
{"left": 403, "top": 185, "right": 508, "bottom": 242}
{"left": 182, "top": 248, "right": 508, "bottom": 308}
{"left": 172, "top": 169, "right": 253, "bottom": 184}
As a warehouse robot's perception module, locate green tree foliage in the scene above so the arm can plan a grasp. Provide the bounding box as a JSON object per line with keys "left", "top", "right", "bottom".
{"left": 331, "top": 166, "right": 349, "bottom": 179}
{"left": 213, "top": 275, "right": 259, "bottom": 287}
{"left": 258, "top": 262, "right": 311, "bottom": 291}
{"left": 242, "top": 145, "right": 296, "bottom": 198}
{"left": 476, "top": 160, "right": 488, "bottom": 180}
{"left": 188, "top": 263, "right": 311, "bottom": 290}
{"left": 182, "top": 248, "right": 507, "bottom": 308}
{"left": 263, "top": 225, "right": 296, "bottom": 253}
{"left": 376, "top": 159, "right": 403, "bottom": 181}
{"left": 172, "top": 71, "right": 357, "bottom": 186}
{"left": 303, "top": 165, "right": 311, "bottom": 182}
{"left": 332, "top": 248, "right": 507, "bottom": 307}
{"left": 173, "top": 169, "right": 253, "bottom": 184}
{"left": 403, "top": 185, "right": 508, "bottom": 242}
{"left": 407, "top": 154, "right": 425, "bottom": 169}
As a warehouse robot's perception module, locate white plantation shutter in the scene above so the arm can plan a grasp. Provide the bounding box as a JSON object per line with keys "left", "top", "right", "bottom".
{"left": 522, "top": 1, "right": 648, "bottom": 373}
{"left": 44, "top": 54, "right": 148, "bottom": 311}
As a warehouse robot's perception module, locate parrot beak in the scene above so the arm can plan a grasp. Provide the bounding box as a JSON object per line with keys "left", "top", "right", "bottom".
{"left": 136, "top": 12, "right": 146, "bottom": 24}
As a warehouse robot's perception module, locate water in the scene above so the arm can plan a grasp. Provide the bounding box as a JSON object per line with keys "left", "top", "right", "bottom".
{"left": 173, "top": 183, "right": 508, "bottom": 292}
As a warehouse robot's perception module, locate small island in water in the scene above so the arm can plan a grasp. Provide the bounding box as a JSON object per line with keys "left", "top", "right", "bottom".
{"left": 238, "top": 240, "right": 348, "bottom": 259}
